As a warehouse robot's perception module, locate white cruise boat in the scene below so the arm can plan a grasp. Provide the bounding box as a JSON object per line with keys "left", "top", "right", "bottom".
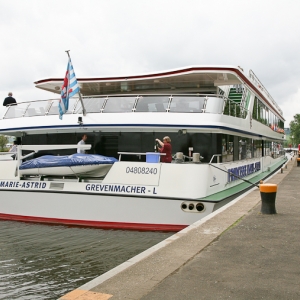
{"left": 0, "top": 65, "right": 287, "bottom": 231}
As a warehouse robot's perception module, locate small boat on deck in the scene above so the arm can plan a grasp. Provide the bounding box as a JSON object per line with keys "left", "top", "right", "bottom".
{"left": 19, "top": 153, "right": 117, "bottom": 177}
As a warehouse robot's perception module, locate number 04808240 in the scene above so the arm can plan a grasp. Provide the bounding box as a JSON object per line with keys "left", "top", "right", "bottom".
{"left": 126, "top": 167, "right": 157, "bottom": 175}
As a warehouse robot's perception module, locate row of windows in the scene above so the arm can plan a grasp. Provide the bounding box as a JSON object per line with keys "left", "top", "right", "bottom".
{"left": 66, "top": 95, "right": 226, "bottom": 114}
{"left": 222, "top": 135, "right": 284, "bottom": 162}
{"left": 3, "top": 94, "right": 246, "bottom": 119}
{"left": 221, "top": 135, "right": 284, "bottom": 163}
{"left": 252, "top": 97, "right": 284, "bottom": 132}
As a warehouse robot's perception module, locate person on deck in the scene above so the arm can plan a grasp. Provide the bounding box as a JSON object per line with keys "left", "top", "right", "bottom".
{"left": 9, "top": 141, "right": 18, "bottom": 153}
{"left": 3, "top": 92, "right": 16, "bottom": 106}
{"left": 77, "top": 134, "right": 87, "bottom": 154}
{"left": 155, "top": 136, "right": 172, "bottom": 163}
{"left": 9, "top": 141, "right": 18, "bottom": 160}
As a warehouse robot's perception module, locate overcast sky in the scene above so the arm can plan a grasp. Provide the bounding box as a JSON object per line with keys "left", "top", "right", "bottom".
{"left": 1, "top": 0, "right": 299, "bottom": 126}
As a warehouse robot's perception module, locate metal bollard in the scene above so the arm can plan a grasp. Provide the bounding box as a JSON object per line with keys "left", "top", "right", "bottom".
{"left": 260, "top": 184, "right": 277, "bottom": 214}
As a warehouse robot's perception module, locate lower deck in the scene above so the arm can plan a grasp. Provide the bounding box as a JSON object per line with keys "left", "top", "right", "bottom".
{"left": 21, "top": 131, "right": 285, "bottom": 165}
{"left": 0, "top": 150, "right": 289, "bottom": 231}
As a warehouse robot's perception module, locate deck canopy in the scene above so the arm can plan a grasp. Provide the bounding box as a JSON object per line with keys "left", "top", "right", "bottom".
{"left": 34, "top": 66, "right": 243, "bottom": 96}
{"left": 34, "top": 65, "right": 284, "bottom": 119}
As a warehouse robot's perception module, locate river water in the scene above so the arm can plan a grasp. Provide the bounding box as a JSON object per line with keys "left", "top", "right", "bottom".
{"left": 0, "top": 220, "right": 173, "bottom": 299}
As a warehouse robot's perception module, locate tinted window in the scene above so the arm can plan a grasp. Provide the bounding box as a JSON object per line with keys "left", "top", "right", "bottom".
{"left": 169, "top": 96, "right": 205, "bottom": 112}
{"left": 103, "top": 97, "right": 136, "bottom": 112}
{"left": 135, "top": 96, "right": 169, "bottom": 112}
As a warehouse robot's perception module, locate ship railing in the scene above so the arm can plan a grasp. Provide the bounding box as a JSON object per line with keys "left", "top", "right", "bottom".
{"left": 117, "top": 152, "right": 205, "bottom": 163}
{"left": 0, "top": 152, "right": 16, "bottom": 161}
{"left": 249, "top": 70, "right": 283, "bottom": 115}
{"left": 209, "top": 154, "right": 222, "bottom": 164}
{"left": 117, "top": 152, "right": 165, "bottom": 161}
{"left": 239, "top": 86, "right": 248, "bottom": 113}
{"left": 1, "top": 93, "right": 249, "bottom": 120}
{"left": 1, "top": 97, "right": 83, "bottom": 119}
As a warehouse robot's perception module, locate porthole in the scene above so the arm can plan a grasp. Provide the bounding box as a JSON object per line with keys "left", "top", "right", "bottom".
{"left": 181, "top": 201, "right": 205, "bottom": 213}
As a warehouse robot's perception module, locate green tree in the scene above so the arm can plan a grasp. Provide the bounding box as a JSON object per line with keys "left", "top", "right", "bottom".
{"left": 0, "top": 135, "right": 8, "bottom": 151}
{"left": 289, "top": 114, "right": 300, "bottom": 147}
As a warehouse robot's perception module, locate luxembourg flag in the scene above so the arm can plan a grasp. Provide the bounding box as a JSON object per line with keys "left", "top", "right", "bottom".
{"left": 59, "top": 57, "right": 80, "bottom": 119}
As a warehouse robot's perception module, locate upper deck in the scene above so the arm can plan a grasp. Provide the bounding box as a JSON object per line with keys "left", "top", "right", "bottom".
{"left": 34, "top": 65, "right": 283, "bottom": 117}
{"left": 0, "top": 66, "right": 284, "bottom": 140}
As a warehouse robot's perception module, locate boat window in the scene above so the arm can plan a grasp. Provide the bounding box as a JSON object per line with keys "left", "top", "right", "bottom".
{"left": 221, "top": 135, "right": 234, "bottom": 162}
{"left": 264, "top": 141, "right": 272, "bottom": 157}
{"left": 252, "top": 97, "right": 283, "bottom": 131}
{"left": 169, "top": 96, "right": 205, "bottom": 113}
{"left": 204, "top": 96, "right": 224, "bottom": 114}
{"left": 47, "top": 100, "right": 60, "bottom": 115}
{"left": 4, "top": 103, "right": 27, "bottom": 118}
{"left": 103, "top": 97, "right": 136, "bottom": 113}
{"left": 23, "top": 101, "right": 49, "bottom": 117}
{"left": 272, "top": 141, "right": 284, "bottom": 158}
{"left": 46, "top": 98, "right": 86, "bottom": 115}
{"left": 80, "top": 97, "right": 106, "bottom": 113}
{"left": 238, "top": 137, "right": 261, "bottom": 160}
{"left": 263, "top": 140, "right": 284, "bottom": 159}
{"left": 135, "top": 96, "right": 169, "bottom": 112}
{"left": 246, "top": 138, "right": 254, "bottom": 159}
{"left": 65, "top": 98, "right": 80, "bottom": 114}
{"left": 254, "top": 140, "right": 262, "bottom": 158}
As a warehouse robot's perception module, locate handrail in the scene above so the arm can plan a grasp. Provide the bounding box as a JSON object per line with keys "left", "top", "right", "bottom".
{"left": 249, "top": 70, "right": 282, "bottom": 115}
{"left": 0, "top": 152, "right": 14, "bottom": 155}
{"left": 19, "top": 144, "right": 92, "bottom": 151}
{"left": 1, "top": 93, "right": 250, "bottom": 120}
{"left": 209, "top": 154, "right": 222, "bottom": 164}
{"left": 117, "top": 151, "right": 165, "bottom": 161}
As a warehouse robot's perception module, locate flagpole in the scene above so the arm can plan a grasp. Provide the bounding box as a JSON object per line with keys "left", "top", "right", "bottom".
{"left": 65, "top": 50, "right": 86, "bottom": 116}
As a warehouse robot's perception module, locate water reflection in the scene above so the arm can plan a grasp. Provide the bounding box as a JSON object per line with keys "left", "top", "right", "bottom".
{"left": 0, "top": 220, "right": 173, "bottom": 299}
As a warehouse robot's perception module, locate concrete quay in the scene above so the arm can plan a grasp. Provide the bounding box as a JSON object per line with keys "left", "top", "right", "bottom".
{"left": 60, "top": 156, "right": 300, "bottom": 300}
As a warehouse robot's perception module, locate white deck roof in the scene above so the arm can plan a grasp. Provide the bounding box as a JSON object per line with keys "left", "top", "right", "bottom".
{"left": 34, "top": 65, "right": 283, "bottom": 118}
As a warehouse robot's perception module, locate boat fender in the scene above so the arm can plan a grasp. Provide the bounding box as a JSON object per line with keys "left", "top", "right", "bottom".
{"left": 175, "top": 152, "right": 184, "bottom": 163}
{"left": 193, "top": 153, "right": 200, "bottom": 162}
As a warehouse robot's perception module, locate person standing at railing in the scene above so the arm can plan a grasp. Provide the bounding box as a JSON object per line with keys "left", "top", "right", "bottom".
{"left": 3, "top": 92, "right": 17, "bottom": 106}
{"left": 9, "top": 141, "right": 18, "bottom": 160}
{"left": 155, "top": 136, "right": 172, "bottom": 163}
{"left": 77, "top": 134, "right": 88, "bottom": 154}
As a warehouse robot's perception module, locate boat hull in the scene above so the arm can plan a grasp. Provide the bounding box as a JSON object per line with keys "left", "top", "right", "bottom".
{"left": 0, "top": 156, "right": 287, "bottom": 231}
{"left": 0, "top": 189, "right": 215, "bottom": 231}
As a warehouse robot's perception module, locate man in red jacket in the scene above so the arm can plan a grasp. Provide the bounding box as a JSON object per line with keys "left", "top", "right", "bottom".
{"left": 156, "top": 136, "right": 172, "bottom": 163}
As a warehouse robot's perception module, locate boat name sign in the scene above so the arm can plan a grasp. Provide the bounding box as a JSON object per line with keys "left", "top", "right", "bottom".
{"left": 227, "top": 161, "right": 261, "bottom": 183}
{"left": 0, "top": 181, "right": 46, "bottom": 189}
{"left": 0, "top": 180, "right": 158, "bottom": 195}
{"left": 86, "top": 184, "right": 157, "bottom": 195}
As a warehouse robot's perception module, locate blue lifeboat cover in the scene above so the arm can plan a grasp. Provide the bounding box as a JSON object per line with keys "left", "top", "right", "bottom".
{"left": 19, "top": 154, "right": 118, "bottom": 170}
